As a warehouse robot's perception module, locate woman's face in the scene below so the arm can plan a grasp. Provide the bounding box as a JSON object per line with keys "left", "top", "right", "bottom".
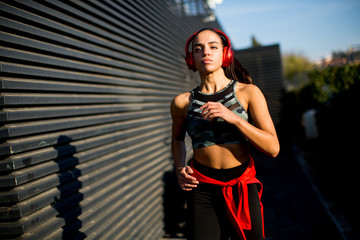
{"left": 192, "top": 30, "right": 224, "bottom": 73}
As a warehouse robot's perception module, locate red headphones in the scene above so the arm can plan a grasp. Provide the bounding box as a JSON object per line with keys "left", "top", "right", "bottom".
{"left": 185, "top": 28, "right": 234, "bottom": 72}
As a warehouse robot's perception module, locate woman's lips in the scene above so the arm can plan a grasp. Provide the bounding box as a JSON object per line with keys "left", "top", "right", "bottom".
{"left": 202, "top": 58, "right": 213, "bottom": 64}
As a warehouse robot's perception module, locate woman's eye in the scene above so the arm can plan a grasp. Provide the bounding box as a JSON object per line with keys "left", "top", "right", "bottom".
{"left": 194, "top": 48, "right": 202, "bottom": 52}
{"left": 211, "top": 46, "right": 218, "bottom": 49}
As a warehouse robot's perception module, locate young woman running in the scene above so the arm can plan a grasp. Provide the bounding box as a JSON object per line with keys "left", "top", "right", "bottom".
{"left": 170, "top": 28, "right": 279, "bottom": 240}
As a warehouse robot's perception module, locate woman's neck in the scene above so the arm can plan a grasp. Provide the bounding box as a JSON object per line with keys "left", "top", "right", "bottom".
{"left": 199, "top": 68, "right": 230, "bottom": 94}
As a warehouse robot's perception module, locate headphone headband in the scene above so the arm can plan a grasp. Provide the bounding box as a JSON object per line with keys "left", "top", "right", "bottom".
{"left": 185, "top": 28, "right": 233, "bottom": 71}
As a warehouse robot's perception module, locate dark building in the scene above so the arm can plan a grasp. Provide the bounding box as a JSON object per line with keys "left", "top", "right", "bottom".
{"left": 234, "top": 44, "right": 284, "bottom": 125}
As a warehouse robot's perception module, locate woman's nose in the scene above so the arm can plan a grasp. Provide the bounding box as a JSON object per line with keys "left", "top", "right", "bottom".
{"left": 203, "top": 46, "right": 210, "bottom": 55}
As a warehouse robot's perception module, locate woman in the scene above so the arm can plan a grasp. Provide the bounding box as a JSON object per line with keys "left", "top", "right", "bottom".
{"left": 170, "top": 28, "right": 279, "bottom": 240}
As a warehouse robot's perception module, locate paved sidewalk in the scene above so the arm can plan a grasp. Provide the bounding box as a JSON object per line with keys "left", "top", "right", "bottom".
{"left": 254, "top": 147, "right": 344, "bottom": 240}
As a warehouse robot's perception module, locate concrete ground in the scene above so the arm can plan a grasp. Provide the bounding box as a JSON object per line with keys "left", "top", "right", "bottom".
{"left": 254, "top": 147, "right": 344, "bottom": 240}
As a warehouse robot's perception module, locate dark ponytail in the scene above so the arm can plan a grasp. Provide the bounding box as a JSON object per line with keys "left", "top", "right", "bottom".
{"left": 224, "top": 57, "right": 254, "bottom": 84}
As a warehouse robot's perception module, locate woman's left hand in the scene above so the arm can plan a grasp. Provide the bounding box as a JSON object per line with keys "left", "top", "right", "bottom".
{"left": 200, "top": 101, "right": 239, "bottom": 124}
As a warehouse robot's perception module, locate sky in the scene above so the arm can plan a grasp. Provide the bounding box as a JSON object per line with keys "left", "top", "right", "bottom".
{"left": 213, "top": 0, "right": 360, "bottom": 61}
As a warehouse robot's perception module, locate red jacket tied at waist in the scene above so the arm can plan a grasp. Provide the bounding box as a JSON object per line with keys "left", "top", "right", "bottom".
{"left": 190, "top": 156, "right": 265, "bottom": 240}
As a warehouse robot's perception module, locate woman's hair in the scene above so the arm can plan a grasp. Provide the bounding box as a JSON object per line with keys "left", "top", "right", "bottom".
{"left": 191, "top": 28, "right": 254, "bottom": 85}
{"left": 224, "top": 57, "right": 254, "bottom": 84}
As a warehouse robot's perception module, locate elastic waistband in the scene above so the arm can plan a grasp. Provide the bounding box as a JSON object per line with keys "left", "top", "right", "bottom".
{"left": 192, "top": 159, "right": 250, "bottom": 182}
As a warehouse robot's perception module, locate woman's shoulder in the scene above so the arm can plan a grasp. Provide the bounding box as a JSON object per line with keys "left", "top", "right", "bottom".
{"left": 234, "top": 83, "right": 265, "bottom": 110}
{"left": 235, "top": 82, "right": 264, "bottom": 99}
{"left": 235, "top": 82, "right": 260, "bottom": 92}
{"left": 171, "top": 91, "right": 192, "bottom": 112}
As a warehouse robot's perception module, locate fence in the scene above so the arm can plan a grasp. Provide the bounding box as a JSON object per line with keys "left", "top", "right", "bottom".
{"left": 0, "top": 1, "right": 221, "bottom": 239}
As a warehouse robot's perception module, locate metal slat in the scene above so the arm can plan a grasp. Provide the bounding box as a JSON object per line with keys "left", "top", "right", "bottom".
{"left": 0, "top": 109, "right": 170, "bottom": 139}
{"left": 101, "top": 1, "right": 175, "bottom": 49}
{"left": 0, "top": 31, "right": 180, "bottom": 79}
{"left": 1, "top": 132, "right": 170, "bottom": 207}
{"left": 19, "top": 149, "right": 169, "bottom": 239}
{"left": 79, "top": 157, "right": 169, "bottom": 238}
{"left": 0, "top": 142, "right": 168, "bottom": 220}
{"left": 0, "top": 103, "right": 168, "bottom": 122}
{"left": 0, "top": 77, "right": 181, "bottom": 94}
{"left": 0, "top": 29, "right": 179, "bottom": 79}
{"left": 0, "top": 123, "right": 170, "bottom": 187}
{"left": 64, "top": 0, "right": 176, "bottom": 59}
{"left": 0, "top": 1, "right": 177, "bottom": 70}
{"left": 1, "top": 62, "right": 183, "bottom": 87}
{"left": 0, "top": 115, "right": 168, "bottom": 156}
{"left": 1, "top": 125, "right": 170, "bottom": 187}
{"left": 0, "top": 92, "right": 171, "bottom": 106}
{"left": 1, "top": 47, "right": 180, "bottom": 81}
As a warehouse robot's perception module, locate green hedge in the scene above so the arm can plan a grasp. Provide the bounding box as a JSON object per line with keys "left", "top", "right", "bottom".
{"left": 279, "top": 64, "right": 360, "bottom": 140}
{"left": 308, "top": 64, "right": 360, "bottom": 104}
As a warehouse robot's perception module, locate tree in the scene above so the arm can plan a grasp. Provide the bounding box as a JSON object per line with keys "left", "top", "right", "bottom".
{"left": 251, "top": 35, "right": 262, "bottom": 47}
{"left": 283, "top": 53, "right": 314, "bottom": 91}
{"left": 308, "top": 64, "right": 360, "bottom": 103}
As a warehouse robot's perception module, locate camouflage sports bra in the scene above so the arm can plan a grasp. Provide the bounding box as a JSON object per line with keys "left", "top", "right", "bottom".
{"left": 186, "top": 80, "right": 249, "bottom": 149}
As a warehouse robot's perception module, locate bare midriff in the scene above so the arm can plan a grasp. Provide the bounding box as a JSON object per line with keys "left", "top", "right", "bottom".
{"left": 193, "top": 143, "right": 250, "bottom": 169}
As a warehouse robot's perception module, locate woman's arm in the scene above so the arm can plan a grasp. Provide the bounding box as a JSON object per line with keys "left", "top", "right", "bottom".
{"left": 170, "top": 93, "right": 199, "bottom": 191}
{"left": 238, "top": 85, "right": 280, "bottom": 157}
{"left": 200, "top": 84, "right": 280, "bottom": 157}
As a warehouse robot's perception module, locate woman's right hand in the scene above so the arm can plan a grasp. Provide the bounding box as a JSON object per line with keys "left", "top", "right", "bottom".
{"left": 176, "top": 166, "right": 199, "bottom": 191}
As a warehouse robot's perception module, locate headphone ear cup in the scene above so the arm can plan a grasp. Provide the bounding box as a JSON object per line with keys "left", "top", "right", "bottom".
{"left": 222, "top": 47, "right": 234, "bottom": 67}
{"left": 185, "top": 52, "right": 191, "bottom": 69}
{"left": 185, "top": 52, "right": 197, "bottom": 71}
{"left": 185, "top": 33, "right": 198, "bottom": 72}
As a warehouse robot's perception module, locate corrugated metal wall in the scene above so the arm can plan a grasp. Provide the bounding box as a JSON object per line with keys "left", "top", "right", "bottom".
{"left": 234, "top": 45, "right": 284, "bottom": 125}
{"left": 0, "top": 1, "right": 221, "bottom": 239}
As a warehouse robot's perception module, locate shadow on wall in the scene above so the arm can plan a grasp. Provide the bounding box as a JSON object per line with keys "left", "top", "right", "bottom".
{"left": 163, "top": 168, "right": 188, "bottom": 238}
{"left": 53, "top": 135, "right": 86, "bottom": 239}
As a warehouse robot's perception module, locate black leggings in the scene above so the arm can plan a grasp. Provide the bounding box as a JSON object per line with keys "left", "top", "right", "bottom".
{"left": 187, "top": 160, "right": 263, "bottom": 240}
